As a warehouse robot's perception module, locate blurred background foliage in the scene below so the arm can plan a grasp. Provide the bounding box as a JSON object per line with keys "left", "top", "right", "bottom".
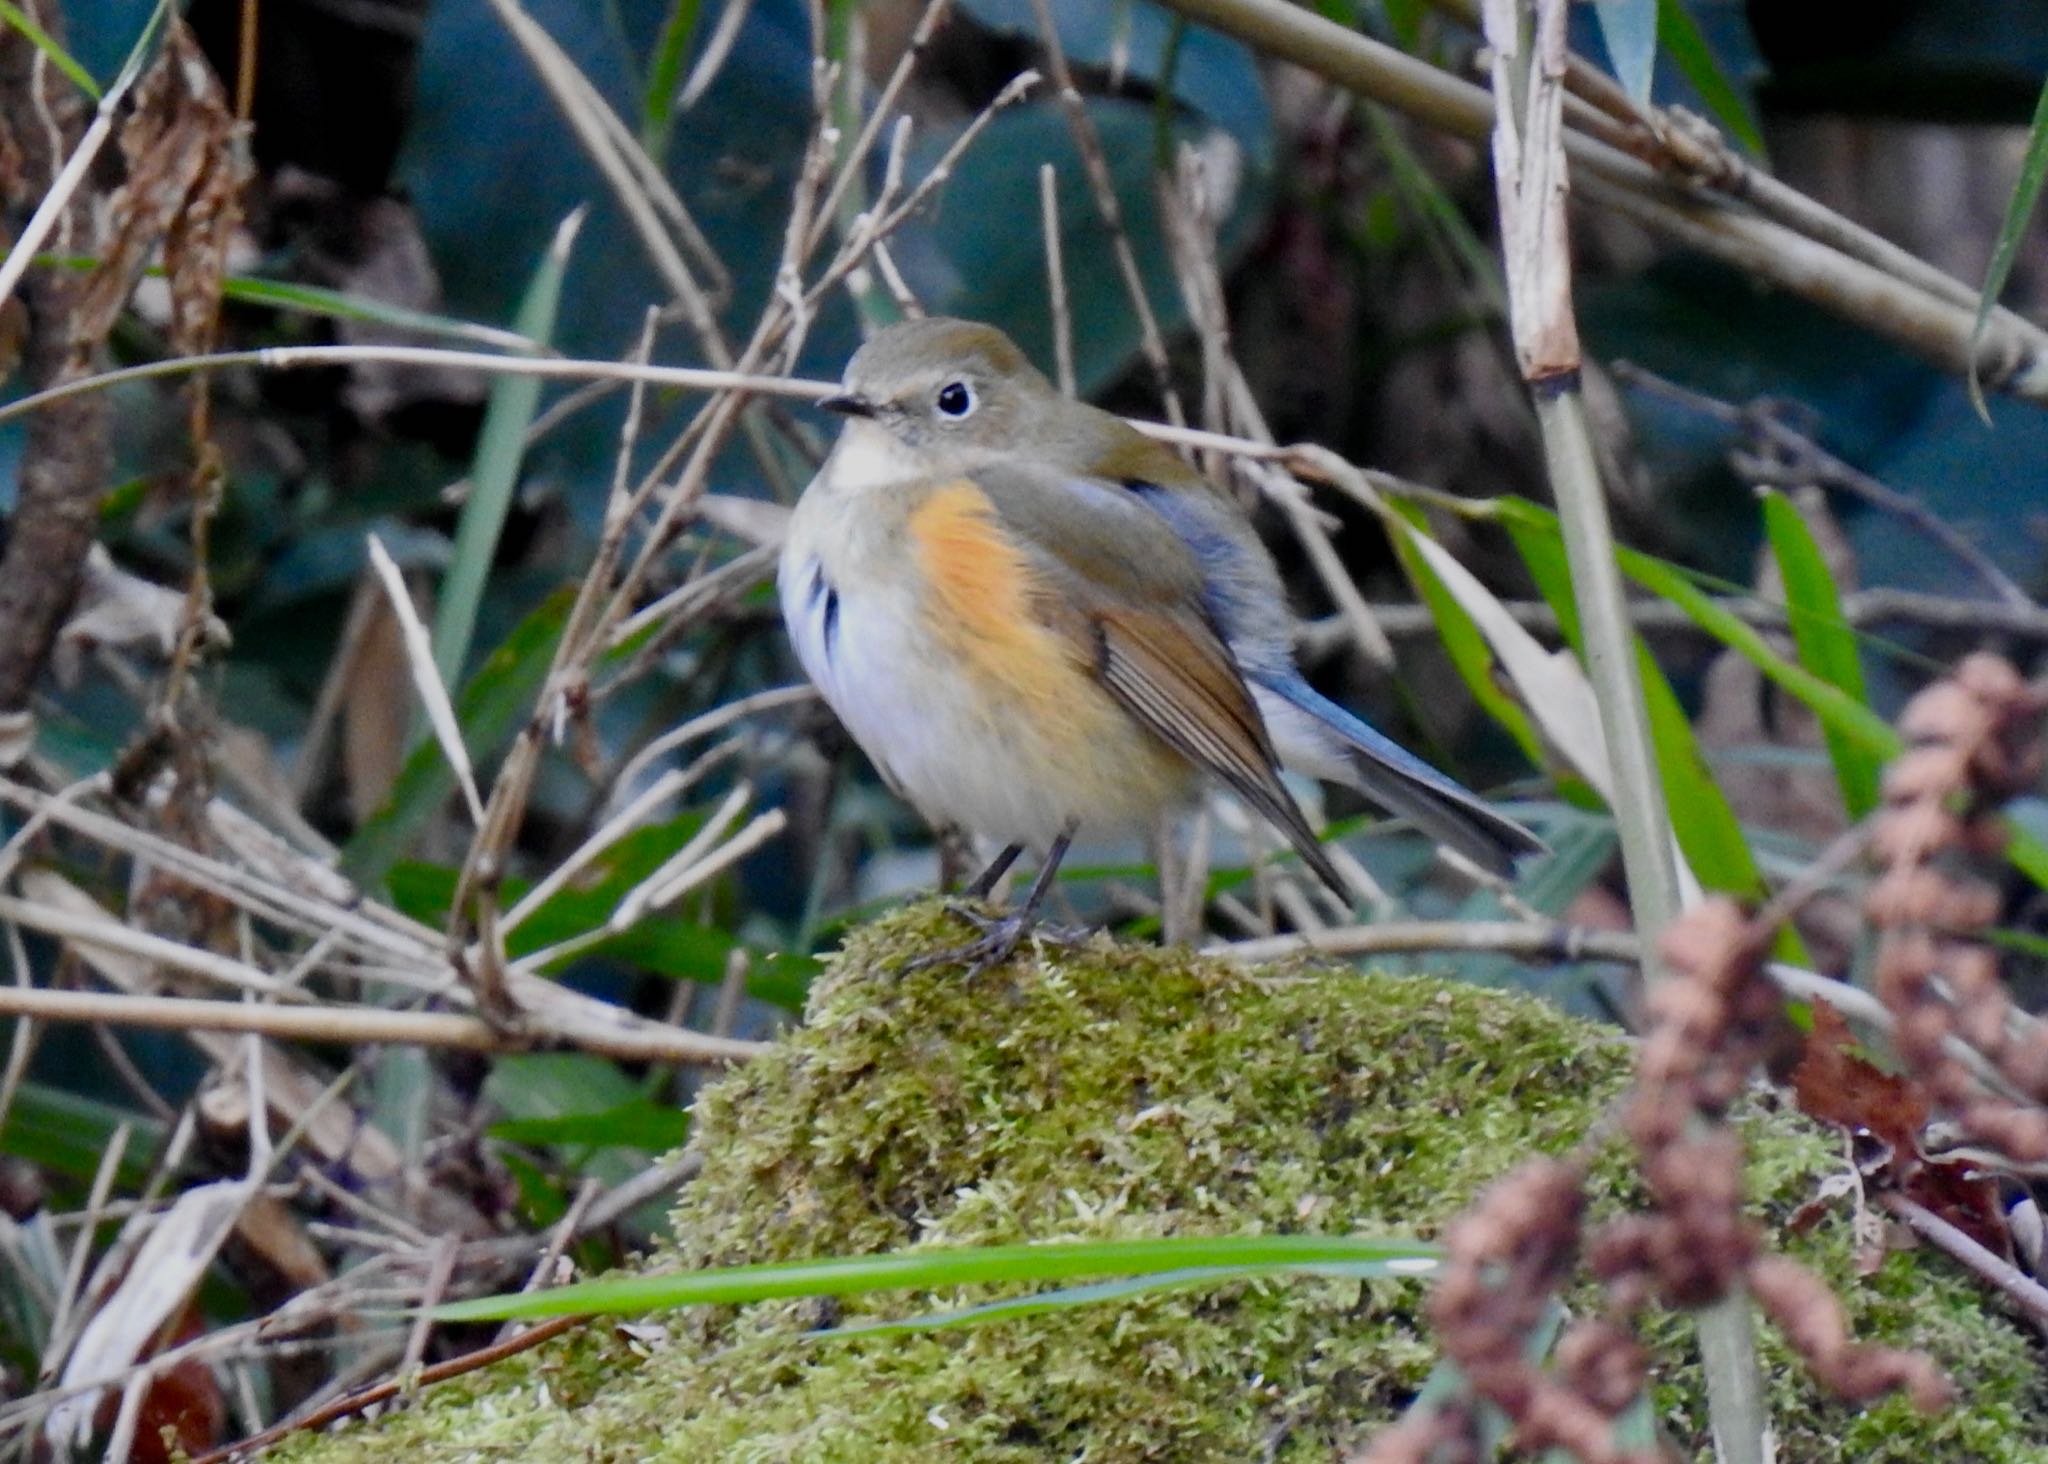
{"left": 3, "top": 0, "right": 2043, "bottom": 1120}
{"left": 9, "top": 0, "right": 2048, "bottom": 1155}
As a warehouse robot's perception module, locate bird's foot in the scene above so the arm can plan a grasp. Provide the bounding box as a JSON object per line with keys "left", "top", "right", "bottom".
{"left": 900, "top": 902, "right": 1084, "bottom": 976}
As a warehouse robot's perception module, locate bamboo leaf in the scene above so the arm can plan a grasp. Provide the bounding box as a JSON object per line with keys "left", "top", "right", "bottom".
{"left": 430, "top": 209, "right": 582, "bottom": 701}
{"left": 1506, "top": 519, "right": 1759, "bottom": 900}
{"left": 1969, "top": 71, "right": 2048, "bottom": 419}
{"left": 1655, "top": 0, "right": 1763, "bottom": 155}
{"left": 42, "top": 254, "right": 548, "bottom": 351}
{"left": 1759, "top": 490, "right": 1881, "bottom": 818}
{"left": 1492, "top": 495, "right": 2048, "bottom": 891}
{"left": 642, "top": 0, "right": 705, "bottom": 160}
{"left": 1386, "top": 503, "right": 1547, "bottom": 771}
{"left": 0, "top": 0, "right": 99, "bottom": 99}
{"left": 1492, "top": 498, "right": 1898, "bottom": 756}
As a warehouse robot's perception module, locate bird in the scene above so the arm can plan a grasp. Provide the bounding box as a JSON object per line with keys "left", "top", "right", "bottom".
{"left": 777, "top": 317, "right": 1541, "bottom": 966}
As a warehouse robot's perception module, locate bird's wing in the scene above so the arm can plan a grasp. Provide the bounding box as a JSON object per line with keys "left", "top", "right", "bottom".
{"left": 970, "top": 462, "right": 1346, "bottom": 897}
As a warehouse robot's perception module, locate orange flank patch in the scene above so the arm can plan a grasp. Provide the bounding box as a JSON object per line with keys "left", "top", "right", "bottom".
{"left": 908, "top": 481, "right": 1086, "bottom": 713}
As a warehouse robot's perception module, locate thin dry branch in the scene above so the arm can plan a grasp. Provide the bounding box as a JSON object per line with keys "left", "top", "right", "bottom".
{"left": 0, "top": 346, "right": 839, "bottom": 429}
{"left": 1150, "top": 0, "right": 2048, "bottom": 404}
{"left": 0, "top": 981, "right": 763, "bottom": 1062}
{"left": 1299, "top": 588, "right": 2048, "bottom": 649}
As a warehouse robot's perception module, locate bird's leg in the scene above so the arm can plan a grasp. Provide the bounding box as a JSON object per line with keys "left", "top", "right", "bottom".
{"left": 961, "top": 843, "right": 1024, "bottom": 900}
{"left": 906, "top": 825, "right": 1079, "bottom": 974}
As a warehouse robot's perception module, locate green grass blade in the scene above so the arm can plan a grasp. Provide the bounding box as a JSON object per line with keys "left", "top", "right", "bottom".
{"left": 432, "top": 1233, "right": 1440, "bottom": 1320}
{"left": 221, "top": 274, "right": 545, "bottom": 352}
{"left": 344, "top": 585, "right": 574, "bottom": 881}
{"left": 1969, "top": 71, "right": 2048, "bottom": 417}
{"left": 1386, "top": 503, "right": 1546, "bottom": 770}
{"left": 37, "top": 256, "right": 547, "bottom": 352}
{"left": 1506, "top": 517, "right": 1767, "bottom": 903}
{"left": 1493, "top": 495, "right": 2048, "bottom": 891}
{"left": 1759, "top": 490, "right": 1881, "bottom": 818}
{"left": 1655, "top": 0, "right": 1763, "bottom": 155}
{"left": 0, "top": 0, "right": 99, "bottom": 99}
{"left": 429, "top": 210, "right": 582, "bottom": 702}
{"left": 820, "top": 1259, "right": 1399, "bottom": 1339}
{"left": 1493, "top": 498, "right": 1898, "bottom": 757}
{"left": 641, "top": 0, "right": 704, "bottom": 161}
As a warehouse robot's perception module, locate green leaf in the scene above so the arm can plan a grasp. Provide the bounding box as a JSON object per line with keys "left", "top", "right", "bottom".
{"left": 1387, "top": 501, "right": 1549, "bottom": 775}
{"left": 499, "top": 1148, "right": 570, "bottom": 1228}
{"left": 1495, "top": 495, "right": 2048, "bottom": 895}
{"left": 489, "top": 1098, "right": 692, "bottom": 1152}
{"left": 1970, "top": 71, "right": 2048, "bottom": 418}
{"left": 487, "top": 1051, "right": 640, "bottom": 1121}
{"left": 387, "top": 818, "right": 817, "bottom": 1007}
{"left": 1635, "top": 638, "right": 1769, "bottom": 899}
{"left": 1593, "top": 0, "right": 1657, "bottom": 108}
{"left": 430, "top": 211, "right": 581, "bottom": 702}
{"left": 1759, "top": 491, "right": 1881, "bottom": 818}
{"left": 485, "top": 1054, "right": 691, "bottom": 1152}
{"left": 432, "top": 1233, "right": 1439, "bottom": 1320}
{"left": 641, "top": 0, "right": 704, "bottom": 161}
{"left": 0, "top": 1082, "right": 161, "bottom": 1187}
{"left": 1380, "top": 0, "right": 1424, "bottom": 49}
{"left": 343, "top": 584, "right": 574, "bottom": 882}
{"left": 2007, "top": 829, "right": 2048, "bottom": 890}
{"left": 219, "top": 274, "right": 545, "bottom": 353}
{"left": 44, "top": 254, "right": 547, "bottom": 350}
{"left": 1494, "top": 499, "right": 1899, "bottom": 757}
{"left": 0, "top": 0, "right": 99, "bottom": 98}
{"left": 1656, "top": 0, "right": 1763, "bottom": 156}
{"left": 1506, "top": 516, "right": 1767, "bottom": 904}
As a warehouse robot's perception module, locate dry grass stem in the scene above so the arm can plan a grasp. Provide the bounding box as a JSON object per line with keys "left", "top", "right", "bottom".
{"left": 1026, "top": 0, "right": 1184, "bottom": 425}
{"left": 1039, "top": 161, "right": 1076, "bottom": 395}
{"left": 0, "top": 981, "right": 763, "bottom": 1061}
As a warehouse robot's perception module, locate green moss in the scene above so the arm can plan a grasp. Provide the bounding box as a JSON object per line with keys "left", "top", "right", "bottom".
{"left": 273, "top": 902, "right": 2048, "bottom": 1462}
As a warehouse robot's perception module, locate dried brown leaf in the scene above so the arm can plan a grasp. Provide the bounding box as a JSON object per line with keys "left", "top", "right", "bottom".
{"left": 1791, "top": 1001, "right": 1928, "bottom": 1155}
{"left": 75, "top": 18, "right": 247, "bottom": 352}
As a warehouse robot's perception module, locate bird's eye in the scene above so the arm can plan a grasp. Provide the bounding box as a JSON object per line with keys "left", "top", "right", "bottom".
{"left": 935, "top": 381, "right": 976, "bottom": 418}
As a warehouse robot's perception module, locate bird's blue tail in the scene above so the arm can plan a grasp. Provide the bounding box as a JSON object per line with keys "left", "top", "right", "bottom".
{"left": 1256, "top": 672, "right": 1544, "bottom": 876}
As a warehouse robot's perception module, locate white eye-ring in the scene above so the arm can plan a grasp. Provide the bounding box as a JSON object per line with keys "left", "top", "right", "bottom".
{"left": 935, "top": 380, "right": 976, "bottom": 418}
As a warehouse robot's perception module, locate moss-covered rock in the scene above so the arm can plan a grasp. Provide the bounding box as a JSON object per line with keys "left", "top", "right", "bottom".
{"left": 274, "top": 903, "right": 2048, "bottom": 1461}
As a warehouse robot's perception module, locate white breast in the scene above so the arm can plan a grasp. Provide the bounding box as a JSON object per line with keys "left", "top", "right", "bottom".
{"left": 777, "top": 435, "right": 1201, "bottom": 849}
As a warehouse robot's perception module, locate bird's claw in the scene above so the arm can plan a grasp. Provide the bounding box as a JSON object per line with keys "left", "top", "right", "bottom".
{"left": 900, "top": 902, "right": 1082, "bottom": 975}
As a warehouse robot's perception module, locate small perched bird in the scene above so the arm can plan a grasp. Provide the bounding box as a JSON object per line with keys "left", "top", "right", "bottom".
{"left": 779, "top": 317, "right": 1541, "bottom": 964}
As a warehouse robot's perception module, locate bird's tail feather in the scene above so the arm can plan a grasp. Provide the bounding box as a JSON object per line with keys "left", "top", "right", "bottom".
{"left": 1259, "top": 675, "right": 1545, "bottom": 877}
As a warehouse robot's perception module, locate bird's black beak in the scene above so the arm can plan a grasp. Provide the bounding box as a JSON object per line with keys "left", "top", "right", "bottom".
{"left": 819, "top": 392, "right": 875, "bottom": 418}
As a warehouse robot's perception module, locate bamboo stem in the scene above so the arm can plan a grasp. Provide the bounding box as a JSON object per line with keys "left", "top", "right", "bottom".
{"left": 1150, "top": 0, "right": 2048, "bottom": 403}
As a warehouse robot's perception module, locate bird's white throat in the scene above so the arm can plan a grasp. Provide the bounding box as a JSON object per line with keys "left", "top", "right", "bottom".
{"left": 823, "top": 418, "right": 926, "bottom": 493}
